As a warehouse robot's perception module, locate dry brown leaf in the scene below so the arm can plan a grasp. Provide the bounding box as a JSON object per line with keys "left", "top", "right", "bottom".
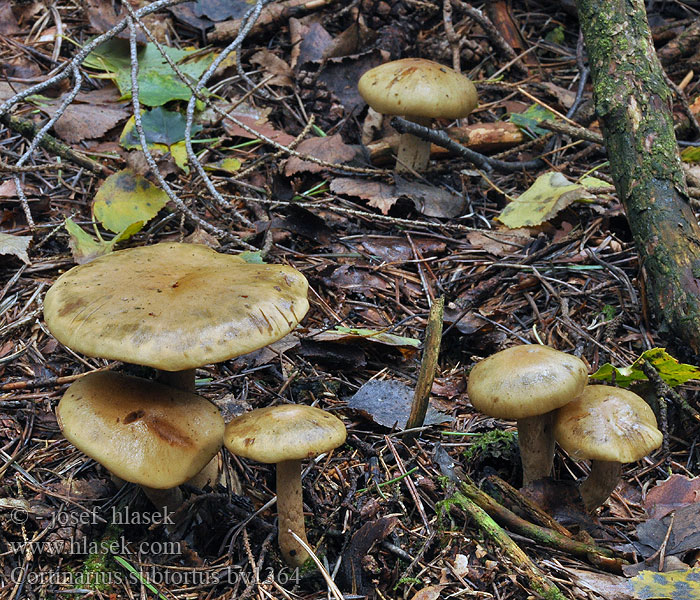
{"left": 396, "top": 180, "right": 465, "bottom": 218}
{"left": 250, "top": 49, "right": 293, "bottom": 87}
{"left": 324, "top": 265, "right": 389, "bottom": 296}
{"left": 284, "top": 135, "right": 358, "bottom": 175}
{"left": 466, "top": 230, "right": 533, "bottom": 256}
{"left": 331, "top": 177, "right": 399, "bottom": 214}
{"left": 360, "top": 237, "right": 445, "bottom": 262}
{"left": 51, "top": 104, "right": 129, "bottom": 144}
{"left": 0, "top": 180, "right": 39, "bottom": 198}
{"left": 318, "top": 50, "right": 386, "bottom": 115}
{"left": 322, "top": 21, "right": 377, "bottom": 59}
{"left": 332, "top": 177, "right": 465, "bottom": 217}
{"left": 0, "top": 1, "right": 20, "bottom": 35}
{"left": 408, "top": 585, "right": 444, "bottom": 600}
{"left": 645, "top": 474, "right": 700, "bottom": 520}
{"left": 292, "top": 20, "right": 334, "bottom": 67}
{"left": 221, "top": 103, "right": 295, "bottom": 146}
{"left": 84, "top": 0, "right": 146, "bottom": 42}
{"left": 540, "top": 81, "right": 577, "bottom": 109}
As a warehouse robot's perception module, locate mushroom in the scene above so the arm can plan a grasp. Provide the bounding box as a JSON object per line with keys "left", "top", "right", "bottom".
{"left": 43, "top": 242, "right": 310, "bottom": 392}
{"left": 224, "top": 405, "right": 346, "bottom": 567}
{"left": 467, "top": 345, "right": 588, "bottom": 486}
{"left": 57, "top": 371, "right": 225, "bottom": 513}
{"left": 357, "top": 58, "right": 478, "bottom": 172}
{"left": 554, "top": 385, "right": 662, "bottom": 511}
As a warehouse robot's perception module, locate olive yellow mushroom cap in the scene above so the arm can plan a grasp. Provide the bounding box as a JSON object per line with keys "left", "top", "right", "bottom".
{"left": 467, "top": 345, "right": 588, "bottom": 420}
{"left": 358, "top": 58, "right": 478, "bottom": 120}
{"left": 224, "top": 405, "right": 346, "bottom": 464}
{"left": 57, "top": 372, "right": 225, "bottom": 489}
{"left": 554, "top": 385, "right": 662, "bottom": 463}
{"left": 43, "top": 243, "right": 309, "bottom": 371}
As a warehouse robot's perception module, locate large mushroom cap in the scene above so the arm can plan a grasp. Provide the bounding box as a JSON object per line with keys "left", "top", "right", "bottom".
{"left": 44, "top": 243, "right": 309, "bottom": 371}
{"left": 467, "top": 345, "right": 588, "bottom": 420}
{"left": 224, "top": 405, "right": 346, "bottom": 464}
{"left": 358, "top": 58, "right": 478, "bottom": 120}
{"left": 57, "top": 371, "right": 225, "bottom": 489}
{"left": 554, "top": 385, "right": 662, "bottom": 463}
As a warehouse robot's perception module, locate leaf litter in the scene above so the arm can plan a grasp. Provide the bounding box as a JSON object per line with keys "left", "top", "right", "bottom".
{"left": 2, "top": 2, "right": 700, "bottom": 600}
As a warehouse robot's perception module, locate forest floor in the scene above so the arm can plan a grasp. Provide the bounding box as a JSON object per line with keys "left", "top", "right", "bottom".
{"left": 2, "top": 0, "right": 700, "bottom": 599}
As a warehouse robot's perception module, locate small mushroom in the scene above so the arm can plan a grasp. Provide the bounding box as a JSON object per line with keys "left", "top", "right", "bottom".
{"left": 554, "top": 385, "right": 663, "bottom": 511}
{"left": 224, "top": 405, "right": 346, "bottom": 567}
{"left": 57, "top": 371, "right": 225, "bottom": 514}
{"left": 358, "top": 58, "right": 478, "bottom": 172}
{"left": 467, "top": 345, "right": 588, "bottom": 486}
{"left": 43, "top": 242, "right": 310, "bottom": 391}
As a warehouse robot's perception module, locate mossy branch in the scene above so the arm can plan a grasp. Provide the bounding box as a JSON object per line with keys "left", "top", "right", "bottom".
{"left": 439, "top": 491, "right": 568, "bottom": 600}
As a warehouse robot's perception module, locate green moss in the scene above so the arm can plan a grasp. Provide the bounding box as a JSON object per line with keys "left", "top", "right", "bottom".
{"left": 79, "top": 524, "right": 122, "bottom": 592}
{"left": 462, "top": 429, "right": 517, "bottom": 462}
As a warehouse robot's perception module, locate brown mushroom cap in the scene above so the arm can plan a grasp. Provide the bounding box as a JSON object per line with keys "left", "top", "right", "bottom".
{"left": 358, "top": 58, "right": 478, "bottom": 120}
{"left": 554, "top": 385, "right": 662, "bottom": 463}
{"left": 224, "top": 405, "right": 346, "bottom": 464}
{"left": 467, "top": 345, "right": 588, "bottom": 420}
{"left": 43, "top": 243, "right": 309, "bottom": 371}
{"left": 57, "top": 371, "right": 225, "bottom": 489}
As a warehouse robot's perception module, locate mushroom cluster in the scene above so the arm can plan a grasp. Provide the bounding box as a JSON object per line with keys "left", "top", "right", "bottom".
{"left": 468, "top": 345, "right": 664, "bottom": 511}
{"left": 358, "top": 58, "right": 478, "bottom": 172}
{"left": 45, "top": 242, "right": 310, "bottom": 510}
{"left": 467, "top": 345, "right": 588, "bottom": 486}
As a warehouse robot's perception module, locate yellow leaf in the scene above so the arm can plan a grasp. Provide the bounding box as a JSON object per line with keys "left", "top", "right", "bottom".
{"left": 497, "top": 172, "right": 594, "bottom": 228}
{"left": 93, "top": 169, "right": 168, "bottom": 234}
{"left": 631, "top": 568, "right": 700, "bottom": 600}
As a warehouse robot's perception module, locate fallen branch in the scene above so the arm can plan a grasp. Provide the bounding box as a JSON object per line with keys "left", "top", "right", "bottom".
{"left": 460, "top": 481, "right": 625, "bottom": 572}
{"left": 0, "top": 114, "right": 111, "bottom": 176}
{"left": 440, "top": 491, "right": 569, "bottom": 600}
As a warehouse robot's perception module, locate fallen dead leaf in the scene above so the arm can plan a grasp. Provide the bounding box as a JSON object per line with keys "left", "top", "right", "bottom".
{"left": 0, "top": 232, "right": 31, "bottom": 264}
{"left": 347, "top": 379, "right": 453, "bottom": 429}
{"left": 562, "top": 567, "right": 634, "bottom": 600}
{"left": 340, "top": 517, "right": 398, "bottom": 595}
{"left": 395, "top": 179, "right": 466, "bottom": 218}
{"left": 331, "top": 177, "right": 399, "bottom": 214}
{"left": 250, "top": 49, "right": 293, "bottom": 87}
{"left": 467, "top": 230, "right": 533, "bottom": 257}
{"left": 221, "top": 103, "right": 295, "bottom": 146}
{"left": 37, "top": 90, "right": 129, "bottom": 144}
{"left": 408, "top": 585, "right": 443, "bottom": 600}
{"left": 321, "top": 20, "right": 377, "bottom": 60}
{"left": 0, "top": 1, "right": 20, "bottom": 35}
{"left": 323, "top": 265, "right": 390, "bottom": 296}
{"left": 284, "top": 135, "right": 359, "bottom": 175}
{"left": 318, "top": 50, "right": 386, "bottom": 115}
{"left": 360, "top": 236, "right": 446, "bottom": 262}
{"left": 84, "top": 0, "right": 146, "bottom": 42}
{"left": 645, "top": 474, "right": 700, "bottom": 520}
{"left": 298, "top": 340, "right": 366, "bottom": 370}
{"left": 636, "top": 502, "right": 700, "bottom": 559}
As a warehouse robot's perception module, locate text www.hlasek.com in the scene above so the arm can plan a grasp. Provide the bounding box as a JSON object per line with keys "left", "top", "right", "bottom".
{"left": 6, "top": 537, "right": 181, "bottom": 557}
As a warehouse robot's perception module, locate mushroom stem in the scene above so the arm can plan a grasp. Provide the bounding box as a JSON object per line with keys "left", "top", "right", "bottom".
{"left": 579, "top": 460, "right": 622, "bottom": 512}
{"left": 517, "top": 412, "right": 556, "bottom": 486}
{"left": 141, "top": 486, "right": 183, "bottom": 513}
{"left": 276, "top": 459, "right": 310, "bottom": 567}
{"left": 396, "top": 116, "right": 432, "bottom": 172}
{"left": 157, "top": 369, "right": 196, "bottom": 392}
